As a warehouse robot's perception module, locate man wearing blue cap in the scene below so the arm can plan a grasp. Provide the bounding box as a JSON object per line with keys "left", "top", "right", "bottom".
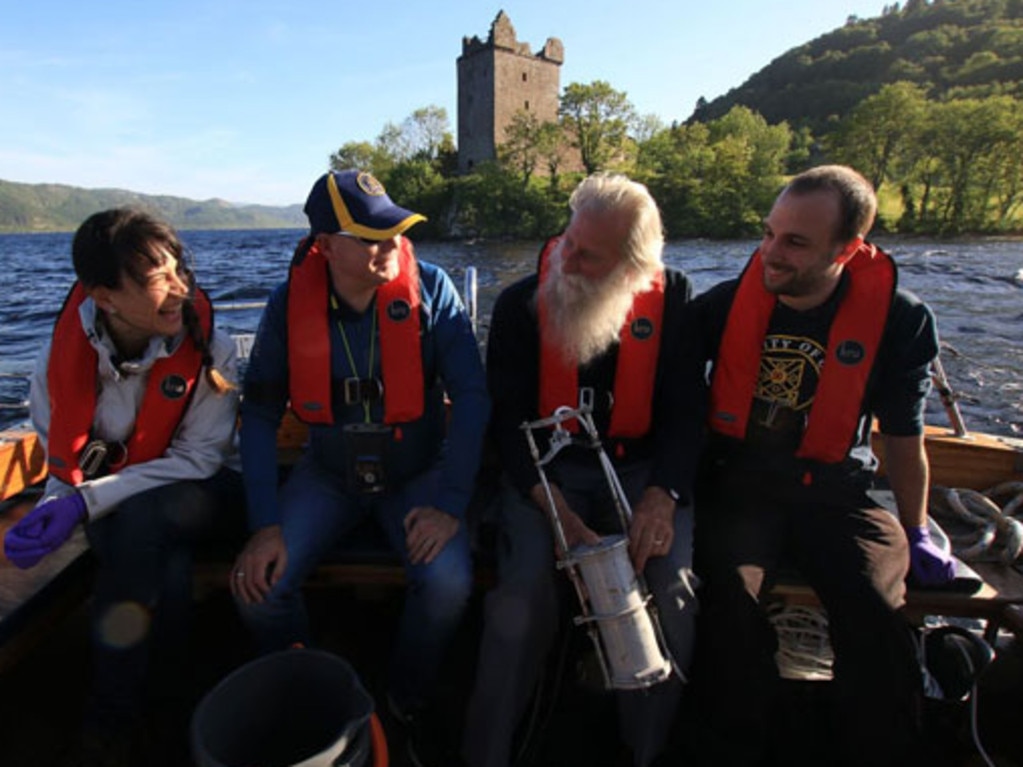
{"left": 230, "top": 170, "right": 489, "bottom": 766}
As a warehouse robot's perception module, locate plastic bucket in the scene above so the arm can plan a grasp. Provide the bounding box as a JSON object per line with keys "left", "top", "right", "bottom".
{"left": 191, "top": 647, "right": 386, "bottom": 767}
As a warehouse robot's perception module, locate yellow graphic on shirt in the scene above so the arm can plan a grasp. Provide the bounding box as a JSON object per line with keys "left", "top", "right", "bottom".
{"left": 752, "top": 334, "right": 827, "bottom": 432}
{"left": 756, "top": 357, "right": 805, "bottom": 408}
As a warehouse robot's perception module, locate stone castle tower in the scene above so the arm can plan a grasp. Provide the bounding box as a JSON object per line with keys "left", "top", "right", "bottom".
{"left": 457, "top": 11, "right": 563, "bottom": 173}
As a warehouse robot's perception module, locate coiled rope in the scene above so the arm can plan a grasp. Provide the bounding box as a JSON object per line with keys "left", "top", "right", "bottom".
{"left": 767, "top": 603, "right": 834, "bottom": 681}
{"left": 928, "top": 483, "right": 1023, "bottom": 565}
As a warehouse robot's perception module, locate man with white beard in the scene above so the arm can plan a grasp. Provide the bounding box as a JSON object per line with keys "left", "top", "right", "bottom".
{"left": 463, "top": 173, "right": 705, "bottom": 767}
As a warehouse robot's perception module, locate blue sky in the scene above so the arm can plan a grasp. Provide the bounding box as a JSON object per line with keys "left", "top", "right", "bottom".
{"left": 2, "top": 1, "right": 887, "bottom": 206}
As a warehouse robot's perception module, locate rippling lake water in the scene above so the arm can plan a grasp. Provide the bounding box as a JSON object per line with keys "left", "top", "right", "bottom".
{"left": 1, "top": 229, "right": 1020, "bottom": 437}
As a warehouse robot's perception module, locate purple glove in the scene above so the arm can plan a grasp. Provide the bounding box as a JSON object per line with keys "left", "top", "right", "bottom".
{"left": 4, "top": 493, "right": 88, "bottom": 569}
{"left": 907, "top": 525, "right": 956, "bottom": 587}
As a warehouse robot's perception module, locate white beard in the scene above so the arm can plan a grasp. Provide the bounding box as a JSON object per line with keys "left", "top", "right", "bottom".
{"left": 540, "top": 248, "right": 653, "bottom": 366}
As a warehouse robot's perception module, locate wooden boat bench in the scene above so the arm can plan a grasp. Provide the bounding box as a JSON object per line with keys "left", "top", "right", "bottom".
{"left": 4, "top": 419, "right": 1023, "bottom": 676}
{"left": 769, "top": 564, "right": 1023, "bottom": 644}
{"left": 191, "top": 418, "right": 1023, "bottom": 644}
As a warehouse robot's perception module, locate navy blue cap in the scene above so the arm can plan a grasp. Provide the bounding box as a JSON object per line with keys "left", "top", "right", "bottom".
{"left": 304, "top": 170, "right": 426, "bottom": 239}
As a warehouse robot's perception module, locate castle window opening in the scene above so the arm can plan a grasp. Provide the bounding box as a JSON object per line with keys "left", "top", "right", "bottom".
{"left": 525, "top": 100, "right": 530, "bottom": 111}
{"left": 522, "top": 72, "right": 527, "bottom": 82}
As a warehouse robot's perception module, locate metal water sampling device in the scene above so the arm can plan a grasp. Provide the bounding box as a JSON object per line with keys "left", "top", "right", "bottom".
{"left": 521, "top": 404, "right": 680, "bottom": 690}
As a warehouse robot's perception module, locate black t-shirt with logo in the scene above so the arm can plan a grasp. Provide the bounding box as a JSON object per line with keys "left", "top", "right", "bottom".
{"left": 694, "top": 270, "right": 939, "bottom": 481}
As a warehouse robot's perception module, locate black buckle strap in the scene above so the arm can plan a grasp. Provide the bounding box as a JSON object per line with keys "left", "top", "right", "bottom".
{"left": 343, "top": 377, "right": 384, "bottom": 405}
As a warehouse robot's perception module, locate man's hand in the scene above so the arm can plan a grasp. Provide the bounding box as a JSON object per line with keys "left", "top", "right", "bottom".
{"left": 230, "top": 525, "right": 287, "bottom": 604}
{"left": 529, "top": 483, "right": 600, "bottom": 552}
{"left": 405, "top": 506, "right": 459, "bottom": 565}
{"left": 629, "top": 486, "right": 676, "bottom": 572}
{"left": 907, "top": 525, "right": 956, "bottom": 587}
{"left": 4, "top": 492, "right": 88, "bottom": 569}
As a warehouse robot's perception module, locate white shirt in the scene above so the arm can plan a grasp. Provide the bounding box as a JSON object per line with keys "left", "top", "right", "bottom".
{"left": 31, "top": 297, "right": 241, "bottom": 519}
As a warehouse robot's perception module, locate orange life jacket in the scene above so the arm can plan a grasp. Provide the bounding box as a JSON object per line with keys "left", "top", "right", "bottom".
{"left": 47, "top": 283, "right": 212, "bottom": 485}
{"left": 286, "top": 237, "right": 424, "bottom": 425}
{"left": 537, "top": 237, "right": 665, "bottom": 438}
{"left": 709, "top": 242, "right": 895, "bottom": 464}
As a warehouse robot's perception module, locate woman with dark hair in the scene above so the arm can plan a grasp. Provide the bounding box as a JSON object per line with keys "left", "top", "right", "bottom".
{"left": 3, "top": 207, "right": 244, "bottom": 764}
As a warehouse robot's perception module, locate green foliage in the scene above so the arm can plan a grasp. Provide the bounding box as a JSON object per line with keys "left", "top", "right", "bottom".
{"left": 329, "top": 141, "right": 392, "bottom": 176}
{"left": 639, "top": 107, "right": 791, "bottom": 238}
{"left": 377, "top": 160, "right": 450, "bottom": 240}
{"left": 828, "top": 88, "right": 1023, "bottom": 233}
{"left": 826, "top": 81, "right": 929, "bottom": 191}
{"left": 692, "top": 0, "right": 1023, "bottom": 133}
{"left": 447, "top": 163, "right": 568, "bottom": 240}
{"left": 559, "top": 81, "right": 636, "bottom": 174}
{"left": 499, "top": 111, "right": 547, "bottom": 188}
{"left": 329, "top": 106, "right": 456, "bottom": 180}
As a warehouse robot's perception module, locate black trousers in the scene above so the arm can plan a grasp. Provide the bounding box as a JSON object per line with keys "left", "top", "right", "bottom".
{"left": 84, "top": 468, "right": 245, "bottom": 732}
{"left": 691, "top": 472, "right": 924, "bottom": 767}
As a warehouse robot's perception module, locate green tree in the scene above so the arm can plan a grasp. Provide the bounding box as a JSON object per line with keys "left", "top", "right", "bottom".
{"left": 377, "top": 106, "right": 453, "bottom": 164}
{"left": 632, "top": 114, "right": 666, "bottom": 144}
{"left": 449, "top": 162, "right": 566, "bottom": 239}
{"left": 906, "top": 96, "right": 1023, "bottom": 232}
{"left": 537, "top": 122, "right": 568, "bottom": 196}
{"left": 827, "top": 82, "right": 928, "bottom": 191}
{"left": 702, "top": 107, "right": 792, "bottom": 236}
{"left": 559, "top": 81, "right": 636, "bottom": 174}
{"left": 378, "top": 159, "right": 449, "bottom": 238}
{"left": 500, "top": 110, "right": 544, "bottom": 188}
{"left": 638, "top": 107, "right": 789, "bottom": 237}
{"left": 329, "top": 141, "right": 387, "bottom": 175}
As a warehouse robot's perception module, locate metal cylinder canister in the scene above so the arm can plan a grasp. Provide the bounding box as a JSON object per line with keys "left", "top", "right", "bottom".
{"left": 571, "top": 535, "right": 672, "bottom": 689}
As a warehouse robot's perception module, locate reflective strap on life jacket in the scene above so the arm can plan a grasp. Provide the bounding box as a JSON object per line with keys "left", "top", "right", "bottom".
{"left": 47, "top": 282, "right": 211, "bottom": 485}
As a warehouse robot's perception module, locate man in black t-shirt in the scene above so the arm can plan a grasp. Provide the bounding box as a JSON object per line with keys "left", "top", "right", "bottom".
{"left": 691, "top": 165, "right": 955, "bottom": 767}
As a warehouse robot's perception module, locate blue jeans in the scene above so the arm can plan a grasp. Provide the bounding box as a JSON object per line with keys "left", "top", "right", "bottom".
{"left": 463, "top": 461, "right": 698, "bottom": 767}
{"left": 84, "top": 468, "right": 245, "bottom": 730}
{"left": 234, "top": 454, "right": 473, "bottom": 710}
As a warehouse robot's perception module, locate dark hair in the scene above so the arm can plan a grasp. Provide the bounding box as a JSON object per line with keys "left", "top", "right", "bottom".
{"left": 71, "top": 208, "right": 234, "bottom": 394}
{"left": 783, "top": 165, "right": 877, "bottom": 244}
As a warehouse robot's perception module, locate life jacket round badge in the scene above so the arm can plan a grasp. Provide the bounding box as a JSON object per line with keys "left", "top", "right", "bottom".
{"left": 387, "top": 299, "right": 412, "bottom": 322}
{"left": 160, "top": 374, "right": 189, "bottom": 399}
{"left": 835, "top": 340, "right": 865, "bottom": 365}
{"left": 630, "top": 317, "right": 655, "bottom": 340}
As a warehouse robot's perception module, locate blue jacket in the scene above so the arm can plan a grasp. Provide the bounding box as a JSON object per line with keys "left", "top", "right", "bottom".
{"left": 240, "top": 258, "right": 490, "bottom": 530}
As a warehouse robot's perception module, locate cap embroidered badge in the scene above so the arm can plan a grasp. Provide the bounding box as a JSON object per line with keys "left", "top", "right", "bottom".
{"left": 304, "top": 170, "right": 426, "bottom": 240}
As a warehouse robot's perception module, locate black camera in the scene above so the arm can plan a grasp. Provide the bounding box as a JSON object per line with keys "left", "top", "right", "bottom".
{"left": 343, "top": 423, "right": 391, "bottom": 494}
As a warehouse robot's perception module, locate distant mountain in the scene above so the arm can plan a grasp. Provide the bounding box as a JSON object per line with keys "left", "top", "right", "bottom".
{"left": 0, "top": 179, "right": 306, "bottom": 233}
{"left": 690, "top": 0, "right": 1023, "bottom": 134}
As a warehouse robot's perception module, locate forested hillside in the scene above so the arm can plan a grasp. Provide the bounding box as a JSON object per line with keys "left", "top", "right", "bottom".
{"left": 0, "top": 180, "right": 304, "bottom": 233}
{"left": 691, "top": 0, "right": 1023, "bottom": 133}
